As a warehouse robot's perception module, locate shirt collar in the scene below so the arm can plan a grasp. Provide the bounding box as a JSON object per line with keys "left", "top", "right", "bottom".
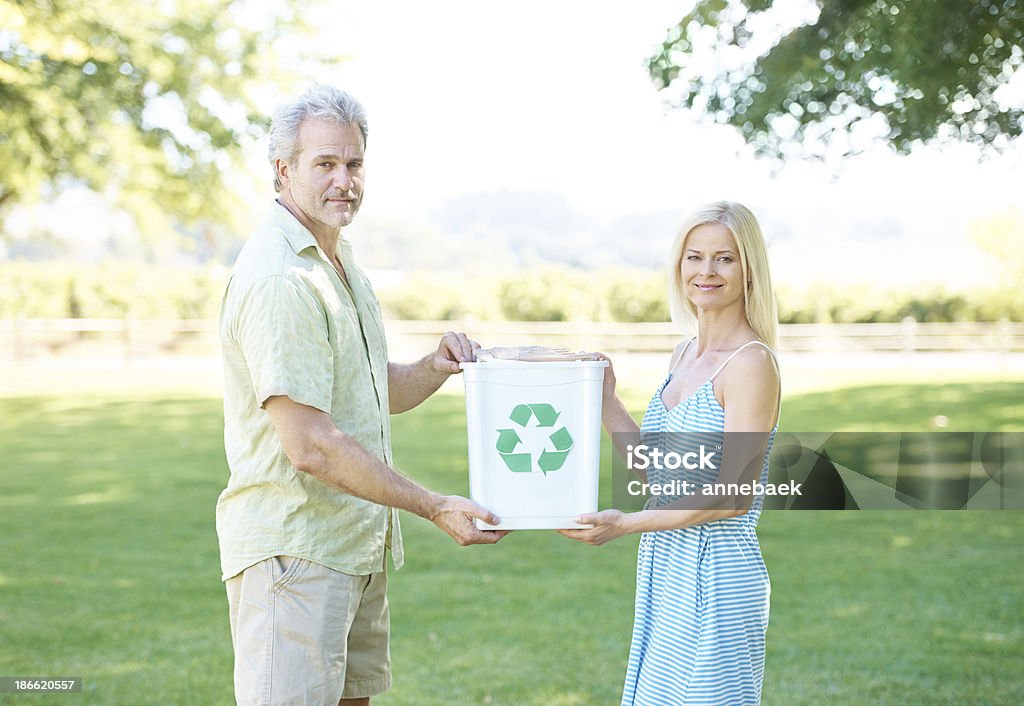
{"left": 269, "top": 200, "right": 319, "bottom": 256}
{"left": 269, "top": 200, "right": 355, "bottom": 264}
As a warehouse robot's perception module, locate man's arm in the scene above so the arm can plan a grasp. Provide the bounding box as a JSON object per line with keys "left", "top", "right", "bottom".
{"left": 389, "top": 331, "right": 478, "bottom": 414}
{"left": 265, "top": 395, "right": 506, "bottom": 545}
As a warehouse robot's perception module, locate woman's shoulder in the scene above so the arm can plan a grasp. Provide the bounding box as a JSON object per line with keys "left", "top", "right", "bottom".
{"left": 719, "top": 342, "right": 780, "bottom": 389}
{"left": 714, "top": 342, "right": 781, "bottom": 429}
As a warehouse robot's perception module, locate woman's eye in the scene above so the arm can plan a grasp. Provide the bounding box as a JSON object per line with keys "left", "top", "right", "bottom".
{"left": 718, "top": 257, "right": 733, "bottom": 263}
{"left": 687, "top": 255, "right": 700, "bottom": 261}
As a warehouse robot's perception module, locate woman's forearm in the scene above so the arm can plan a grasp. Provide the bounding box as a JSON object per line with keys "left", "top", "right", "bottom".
{"left": 602, "top": 393, "right": 644, "bottom": 480}
{"left": 603, "top": 393, "right": 639, "bottom": 437}
{"left": 625, "top": 507, "right": 745, "bottom": 534}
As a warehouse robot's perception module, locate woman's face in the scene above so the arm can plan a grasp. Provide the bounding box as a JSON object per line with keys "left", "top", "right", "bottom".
{"left": 680, "top": 223, "right": 745, "bottom": 312}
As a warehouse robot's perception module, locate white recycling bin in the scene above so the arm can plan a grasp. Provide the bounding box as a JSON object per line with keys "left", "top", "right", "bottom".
{"left": 460, "top": 360, "right": 608, "bottom": 529}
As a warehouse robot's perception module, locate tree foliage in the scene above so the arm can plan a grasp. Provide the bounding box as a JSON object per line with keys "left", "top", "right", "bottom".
{"left": 648, "top": 0, "right": 1024, "bottom": 158}
{"left": 971, "top": 207, "right": 1024, "bottom": 284}
{"left": 0, "top": 0, "right": 305, "bottom": 233}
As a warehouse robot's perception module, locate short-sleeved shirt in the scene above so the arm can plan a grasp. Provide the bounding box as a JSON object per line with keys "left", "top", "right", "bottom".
{"left": 216, "top": 201, "right": 403, "bottom": 581}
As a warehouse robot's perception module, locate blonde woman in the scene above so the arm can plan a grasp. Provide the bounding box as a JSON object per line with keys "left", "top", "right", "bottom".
{"left": 561, "top": 202, "right": 781, "bottom": 705}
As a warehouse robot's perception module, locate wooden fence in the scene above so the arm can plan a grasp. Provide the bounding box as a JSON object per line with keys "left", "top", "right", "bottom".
{"left": 1, "top": 317, "right": 1022, "bottom": 361}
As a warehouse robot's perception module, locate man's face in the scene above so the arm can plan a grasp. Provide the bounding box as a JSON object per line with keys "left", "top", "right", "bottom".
{"left": 278, "top": 118, "right": 365, "bottom": 235}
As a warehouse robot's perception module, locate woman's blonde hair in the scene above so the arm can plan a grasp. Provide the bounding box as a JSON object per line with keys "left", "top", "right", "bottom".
{"left": 667, "top": 201, "right": 778, "bottom": 349}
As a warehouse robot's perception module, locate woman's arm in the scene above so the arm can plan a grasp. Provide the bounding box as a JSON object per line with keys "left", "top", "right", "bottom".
{"left": 717, "top": 345, "right": 780, "bottom": 433}
{"left": 597, "top": 353, "right": 638, "bottom": 435}
{"left": 596, "top": 355, "right": 641, "bottom": 478}
{"left": 560, "top": 345, "right": 780, "bottom": 545}
{"left": 598, "top": 339, "right": 691, "bottom": 472}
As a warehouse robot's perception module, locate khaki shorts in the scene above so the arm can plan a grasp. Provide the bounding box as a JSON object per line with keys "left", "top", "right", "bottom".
{"left": 226, "top": 556, "right": 391, "bottom": 705}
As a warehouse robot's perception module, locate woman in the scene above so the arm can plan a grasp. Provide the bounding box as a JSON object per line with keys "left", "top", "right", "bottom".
{"left": 560, "top": 201, "right": 781, "bottom": 706}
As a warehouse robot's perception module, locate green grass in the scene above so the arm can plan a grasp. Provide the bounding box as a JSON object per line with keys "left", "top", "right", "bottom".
{"left": 0, "top": 382, "right": 1022, "bottom": 705}
{"left": 777, "top": 381, "right": 1024, "bottom": 431}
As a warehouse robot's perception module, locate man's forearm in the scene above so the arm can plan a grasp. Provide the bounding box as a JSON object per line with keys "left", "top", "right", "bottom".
{"left": 388, "top": 357, "right": 450, "bottom": 413}
{"left": 266, "top": 393, "right": 503, "bottom": 545}
{"left": 297, "top": 424, "right": 442, "bottom": 519}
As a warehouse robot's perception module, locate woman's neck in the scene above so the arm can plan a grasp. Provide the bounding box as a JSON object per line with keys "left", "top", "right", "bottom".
{"left": 693, "top": 307, "right": 755, "bottom": 357}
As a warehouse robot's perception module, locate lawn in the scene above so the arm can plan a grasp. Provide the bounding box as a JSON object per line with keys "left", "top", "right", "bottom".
{"left": 0, "top": 381, "right": 1022, "bottom": 705}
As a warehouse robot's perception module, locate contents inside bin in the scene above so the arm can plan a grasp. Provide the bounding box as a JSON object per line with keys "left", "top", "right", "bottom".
{"left": 475, "top": 345, "right": 601, "bottom": 362}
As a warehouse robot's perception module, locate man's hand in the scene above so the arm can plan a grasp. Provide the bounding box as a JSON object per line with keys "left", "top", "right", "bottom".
{"left": 389, "top": 332, "right": 481, "bottom": 413}
{"left": 432, "top": 331, "right": 480, "bottom": 375}
{"left": 430, "top": 495, "right": 510, "bottom": 545}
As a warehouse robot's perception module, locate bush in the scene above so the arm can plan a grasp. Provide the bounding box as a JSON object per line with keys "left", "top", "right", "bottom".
{"left": 776, "top": 284, "right": 1022, "bottom": 324}
{"left": 2, "top": 262, "right": 1021, "bottom": 323}
{"left": 498, "top": 269, "right": 599, "bottom": 322}
{"left": 376, "top": 273, "right": 500, "bottom": 321}
{"left": 603, "top": 269, "right": 671, "bottom": 323}
{"left": 0, "top": 262, "right": 227, "bottom": 319}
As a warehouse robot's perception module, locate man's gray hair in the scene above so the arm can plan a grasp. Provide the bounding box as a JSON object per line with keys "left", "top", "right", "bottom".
{"left": 268, "top": 86, "right": 368, "bottom": 193}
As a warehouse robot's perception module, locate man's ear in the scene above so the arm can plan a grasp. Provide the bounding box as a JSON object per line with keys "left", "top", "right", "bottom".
{"left": 276, "top": 159, "right": 290, "bottom": 187}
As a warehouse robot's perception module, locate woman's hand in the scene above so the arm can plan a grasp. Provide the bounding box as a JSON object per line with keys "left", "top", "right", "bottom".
{"left": 594, "top": 352, "right": 617, "bottom": 402}
{"left": 557, "top": 509, "right": 633, "bottom": 546}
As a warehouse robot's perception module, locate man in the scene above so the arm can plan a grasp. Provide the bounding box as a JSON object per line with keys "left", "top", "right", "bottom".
{"left": 217, "top": 85, "right": 506, "bottom": 706}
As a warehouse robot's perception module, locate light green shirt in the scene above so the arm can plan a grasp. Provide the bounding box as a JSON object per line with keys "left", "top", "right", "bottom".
{"left": 216, "top": 202, "right": 403, "bottom": 580}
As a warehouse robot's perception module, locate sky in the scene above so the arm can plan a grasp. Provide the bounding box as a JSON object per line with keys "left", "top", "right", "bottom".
{"left": 7, "top": 0, "right": 1023, "bottom": 290}
{"left": 278, "top": 0, "right": 1024, "bottom": 289}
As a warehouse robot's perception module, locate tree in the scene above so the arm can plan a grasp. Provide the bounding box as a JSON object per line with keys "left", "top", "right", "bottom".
{"left": 0, "top": 0, "right": 308, "bottom": 238}
{"left": 647, "top": 0, "right": 1024, "bottom": 159}
{"left": 971, "top": 207, "right": 1024, "bottom": 285}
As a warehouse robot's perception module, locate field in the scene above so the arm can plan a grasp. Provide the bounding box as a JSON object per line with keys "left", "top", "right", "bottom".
{"left": 1, "top": 364, "right": 1022, "bottom": 705}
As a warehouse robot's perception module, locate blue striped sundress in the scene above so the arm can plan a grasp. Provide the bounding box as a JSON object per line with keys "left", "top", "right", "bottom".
{"left": 621, "top": 340, "right": 778, "bottom": 706}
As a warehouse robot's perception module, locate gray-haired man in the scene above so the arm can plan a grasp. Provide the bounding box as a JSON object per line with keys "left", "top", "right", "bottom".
{"left": 217, "top": 85, "right": 506, "bottom": 705}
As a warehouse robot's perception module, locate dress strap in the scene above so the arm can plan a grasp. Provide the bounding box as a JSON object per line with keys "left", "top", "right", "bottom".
{"left": 708, "top": 340, "right": 777, "bottom": 381}
{"left": 668, "top": 336, "right": 697, "bottom": 375}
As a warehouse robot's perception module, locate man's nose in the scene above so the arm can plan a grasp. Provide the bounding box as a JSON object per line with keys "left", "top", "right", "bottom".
{"left": 332, "top": 167, "right": 353, "bottom": 192}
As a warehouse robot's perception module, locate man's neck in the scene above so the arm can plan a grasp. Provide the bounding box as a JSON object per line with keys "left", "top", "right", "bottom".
{"left": 275, "top": 198, "right": 348, "bottom": 284}
{"left": 276, "top": 198, "right": 341, "bottom": 257}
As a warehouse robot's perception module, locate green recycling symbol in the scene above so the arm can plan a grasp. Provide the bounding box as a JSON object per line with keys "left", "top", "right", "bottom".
{"left": 495, "top": 403, "right": 574, "bottom": 475}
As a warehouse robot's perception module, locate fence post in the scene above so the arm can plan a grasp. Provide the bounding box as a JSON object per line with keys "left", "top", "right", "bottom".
{"left": 13, "top": 313, "right": 25, "bottom": 361}
{"left": 576, "top": 317, "right": 597, "bottom": 353}
{"left": 122, "top": 315, "right": 134, "bottom": 364}
{"left": 998, "top": 317, "right": 1011, "bottom": 355}
{"left": 901, "top": 316, "right": 917, "bottom": 353}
